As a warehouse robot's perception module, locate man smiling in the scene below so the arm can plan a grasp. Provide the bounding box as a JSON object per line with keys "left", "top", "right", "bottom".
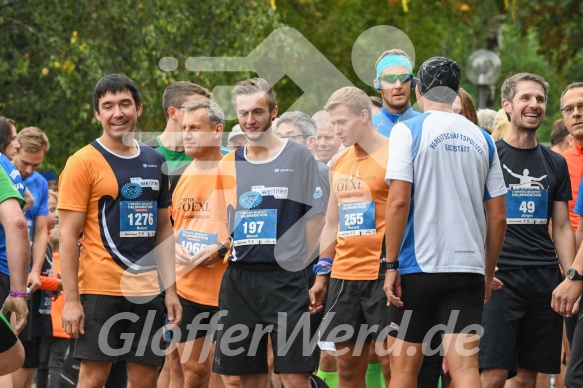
{"left": 479, "top": 73, "right": 575, "bottom": 388}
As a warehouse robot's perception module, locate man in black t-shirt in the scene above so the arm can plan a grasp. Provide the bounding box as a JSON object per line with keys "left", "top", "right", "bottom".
{"left": 479, "top": 73, "right": 575, "bottom": 388}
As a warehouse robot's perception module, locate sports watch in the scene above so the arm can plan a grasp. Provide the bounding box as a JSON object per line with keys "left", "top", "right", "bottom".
{"left": 382, "top": 261, "right": 399, "bottom": 270}
{"left": 566, "top": 268, "right": 583, "bottom": 281}
{"left": 9, "top": 288, "right": 31, "bottom": 300}
{"left": 216, "top": 242, "right": 228, "bottom": 259}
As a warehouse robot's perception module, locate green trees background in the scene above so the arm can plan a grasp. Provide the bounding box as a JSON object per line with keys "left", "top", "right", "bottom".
{"left": 1, "top": 0, "right": 580, "bottom": 172}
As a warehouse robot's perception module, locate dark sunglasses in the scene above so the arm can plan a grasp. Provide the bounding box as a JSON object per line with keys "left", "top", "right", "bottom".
{"left": 378, "top": 73, "right": 413, "bottom": 84}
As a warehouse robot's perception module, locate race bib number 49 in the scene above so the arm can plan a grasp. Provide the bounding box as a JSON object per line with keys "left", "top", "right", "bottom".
{"left": 233, "top": 209, "right": 277, "bottom": 246}
{"left": 505, "top": 188, "right": 548, "bottom": 224}
{"left": 120, "top": 201, "right": 157, "bottom": 237}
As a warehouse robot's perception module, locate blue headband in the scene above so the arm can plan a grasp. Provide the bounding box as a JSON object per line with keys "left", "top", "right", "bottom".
{"left": 376, "top": 54, "right": 413, "bottom": 78}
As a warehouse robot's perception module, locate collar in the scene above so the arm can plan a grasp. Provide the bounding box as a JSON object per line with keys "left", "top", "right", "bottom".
{"left": 380, "top": 105, "right": 415, "bottom": 124}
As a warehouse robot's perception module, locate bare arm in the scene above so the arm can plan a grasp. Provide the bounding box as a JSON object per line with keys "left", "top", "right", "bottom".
{"left": 0, "top": 198, "right": 31, "bottom": 333}
{"left": 551, "top": 201, "right": 580, "bottom": 317}
{"left": 309, "top": 165, "right": 338, "bottom": 314}
{"left": 156, "top": 209, "right": 182, "bottom": 328}
{"left": 59, "top": 209, "right": 86, "bottom": 338}
{"left": 22, "top": 187, "right": 34, "bottom": 213}
{"left": 383, "top": 179, "right": 412, "bottom": 308}
{"left": 483, "top": 195, "right": 507, "bottom": 304}
{"left": 28, "top": 215, "right": 47, "bottom": 292}
{"left": 552, "top": 201, "right": 576, "bottom": 272}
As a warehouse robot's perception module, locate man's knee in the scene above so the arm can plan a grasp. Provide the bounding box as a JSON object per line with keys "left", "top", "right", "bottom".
{"left": 480, "top": 368, "right": 508, "bottom": 388}
{"left": 280, "top": 372, "right": 310, "bottom": 388}
{"left": 78, "top": 360, "right": 112, "bottom": 388}
{"left": 182, "top": 361, "right": 211, "bottom": 387}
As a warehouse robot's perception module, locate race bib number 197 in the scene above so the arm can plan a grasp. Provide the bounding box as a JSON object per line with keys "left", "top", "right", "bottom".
{"left": 233, "top": 209, "right": 277, "bottom": 246}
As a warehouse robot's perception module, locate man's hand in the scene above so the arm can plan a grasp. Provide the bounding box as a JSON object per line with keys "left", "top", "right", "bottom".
{"left": 1, "top": 295, "right": 28, "bottom": 334}
{"left": 189, "top": 244, "right": 221, "bottom": 268}
{"left": 164, "top": 292, "right": 183, "bottom": 330}
{"left": 552, "top": 279, "right": 583, "bottom": 317}
{"left": 175, "top": 243, "right": 192, "bottom": 266}
{"left": 309, "top": 277, "right": 328, "bottom": 315}
{"left": 383, "top": 269, "right": 403, "bottom": 307}
{"left": 62, "top": 300, "right": 85, "bottom": 339}
{"left": 27, "top": 270, "right": 41, "bottom": 292}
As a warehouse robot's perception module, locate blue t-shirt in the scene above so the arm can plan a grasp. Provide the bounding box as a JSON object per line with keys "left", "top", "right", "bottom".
{"left": 373, "top": 105, "right": 420, "bottom": 138}
{"left": 24, "top": 172, "right": 49, "bottom": 247}
{"left": 573, "top": 179, "right": 583, "bottom": 217}
{"left": 0, "top": 154, "right": 28, "bottom": 275}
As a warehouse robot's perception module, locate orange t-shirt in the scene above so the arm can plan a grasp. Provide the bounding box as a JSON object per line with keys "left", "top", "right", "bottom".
{"left": 170, "top": 163, "right": 228, "bottom": 306}
{"left": 562, "top": 144, "right": 583, "bottom": 231}
{"left": 330, "top": 140, "right": 390, "bottom": 280}
{"left": 50, "top": 251, "right": 69, "bottom": 339}
{"left": 58, "top": 141, "right": 171, "bottom": 297}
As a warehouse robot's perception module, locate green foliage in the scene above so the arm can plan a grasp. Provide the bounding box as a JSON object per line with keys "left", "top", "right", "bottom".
{"left": 0, "top": 0, "right": 281, "bottom": 172}
{"left": 1, "top": 0, "right": 575, "bottom": 172}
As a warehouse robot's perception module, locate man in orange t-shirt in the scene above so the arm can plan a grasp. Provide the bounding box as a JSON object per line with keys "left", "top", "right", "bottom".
{"left": 309, "top": 86, "right": 391, "bottom": 387}
{"left": 561, "top": 83, "right": 583, "bottom": 231}
{"left": 169, "top": 99, "right": 229, "bottom": 388}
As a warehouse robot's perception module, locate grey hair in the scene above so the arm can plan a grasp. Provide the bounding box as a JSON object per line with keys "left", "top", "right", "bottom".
{"left": 477, "top": 109, "right": 497, "bottom": 133}
{"left": 183, "top": 99, "right": 225, "bottom": 127}
{"left": 560, "top": 82, "right": 583, "bottom": 107}
{"left": 276, "top": 111, "right": 317, "bottom": 137}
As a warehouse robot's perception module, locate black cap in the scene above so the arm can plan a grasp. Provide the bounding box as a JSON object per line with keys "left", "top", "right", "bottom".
{"left": 417, "top": 56, "right": 461, "bottom": 103}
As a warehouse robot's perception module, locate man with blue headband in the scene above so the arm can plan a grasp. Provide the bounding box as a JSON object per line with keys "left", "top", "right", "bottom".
{"left": 372, "top": 50, "right": 419, "bottom": 138}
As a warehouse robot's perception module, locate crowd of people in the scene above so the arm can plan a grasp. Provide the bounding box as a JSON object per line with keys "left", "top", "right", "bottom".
{"left": 0, "top": 48, "right": 583, "bottom": 388}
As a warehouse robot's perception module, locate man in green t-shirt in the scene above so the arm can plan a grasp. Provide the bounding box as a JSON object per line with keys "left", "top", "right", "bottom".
{"left": 0, "top": 167, "right": 31, "bottom": 376}
{"left": 146, "top": 82, "right": 212, "bottom": 172}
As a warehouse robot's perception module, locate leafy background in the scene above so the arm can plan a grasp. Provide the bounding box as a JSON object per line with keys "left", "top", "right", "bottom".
{"left": 1, "top": 0, "right": 580, "bottom": 173}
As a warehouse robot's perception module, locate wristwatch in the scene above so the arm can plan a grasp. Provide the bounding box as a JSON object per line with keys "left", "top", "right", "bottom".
{"left": 382, "top": 261, "right": 399, "bottom": 270}
{"left": 216, "top": 242, "right": 228, "bottom": 259}
{"left": 9, "top": 288, "right": 31, "bottom": 300}
{"left": 566, "top": 268, "right": 583, "bottom": 281}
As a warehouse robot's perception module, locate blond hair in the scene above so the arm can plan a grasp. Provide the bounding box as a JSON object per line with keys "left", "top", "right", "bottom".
{"left": 17, "top": 127, "right": 49, "bottom": 154}
{"left": 325, "top": 87, "right": 372, "bottom": 121}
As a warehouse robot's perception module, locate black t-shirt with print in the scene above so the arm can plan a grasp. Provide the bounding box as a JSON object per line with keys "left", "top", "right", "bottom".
{"left": 496, "top": 140, "right": 571, "bottom": 269}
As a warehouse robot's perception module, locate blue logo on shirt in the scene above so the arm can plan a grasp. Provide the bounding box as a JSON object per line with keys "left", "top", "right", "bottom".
{"left": 239, "top": 191, "right": 262, "bottom": 209}
{"left": 314, "top": 187, "right": 322, "bottom": 199}
{"left": 121, "top": 182, "right": 142, "bottom": 200}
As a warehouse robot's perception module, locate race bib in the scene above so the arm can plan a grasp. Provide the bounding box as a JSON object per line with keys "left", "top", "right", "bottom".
{"left": 505, "top": 188, "right": 548, "bottom": 224}
{"left": 177, "top": 229, "right": 218, "bottom": 256}
{"left": 120, "top": 201, "right": 157, "bottom": 237}
{"left": 339, "top": 201, "right": 376, "bottom": 237}
{"left": 233, "top": 209, "right": 277, "bottom": 246}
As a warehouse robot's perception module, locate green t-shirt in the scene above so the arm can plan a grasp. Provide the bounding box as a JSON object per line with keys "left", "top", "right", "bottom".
{"left": 149, "top": 136, "right": 193, "bottom": 173}
{"left": 0, "top": 167, "right": 24, "bottom": 208}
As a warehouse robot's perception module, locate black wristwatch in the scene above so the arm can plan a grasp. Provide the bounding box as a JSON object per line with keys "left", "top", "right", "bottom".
{"left": 216, "top": 242, "right": 228, "bottom": 259}
{"left": 382, "top": 261, "right": 399, "bottom": 270}
{"left": 566, "top": 268, "right": 583, "bottom": 281}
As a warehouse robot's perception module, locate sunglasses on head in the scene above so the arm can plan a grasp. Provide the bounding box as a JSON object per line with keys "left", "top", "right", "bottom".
{"left": 378, "top": 73, "right": 413, "bottom": 84}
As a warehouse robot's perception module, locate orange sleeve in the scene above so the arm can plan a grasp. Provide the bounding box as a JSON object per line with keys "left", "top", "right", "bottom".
{"left": 40, "top": 276, "right": 60, "bottom": 291}
{"left": 58, "top": 151, "right": 92, "bottom": 212}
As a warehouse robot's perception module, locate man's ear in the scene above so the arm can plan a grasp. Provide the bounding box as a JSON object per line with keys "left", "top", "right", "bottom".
{"left": 307, "top": 135, "right": 316, "bottom": 152}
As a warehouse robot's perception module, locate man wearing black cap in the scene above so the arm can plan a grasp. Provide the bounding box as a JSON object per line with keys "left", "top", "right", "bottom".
{"left": 383, "top": 56, "right": 507, "bottom": 387}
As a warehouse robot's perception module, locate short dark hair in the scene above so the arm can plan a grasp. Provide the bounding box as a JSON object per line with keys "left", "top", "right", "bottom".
{"left": 501, "top": 73, "right": 549, "bottom": 103}
{"left": 0, "top": 117, "right": 16, "bottom": 155}
{"left": 162, "top": 82, "right": 211, "bottom": 120}
{"left": 93, "top": 74, "right": 142, "bottom": 113}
